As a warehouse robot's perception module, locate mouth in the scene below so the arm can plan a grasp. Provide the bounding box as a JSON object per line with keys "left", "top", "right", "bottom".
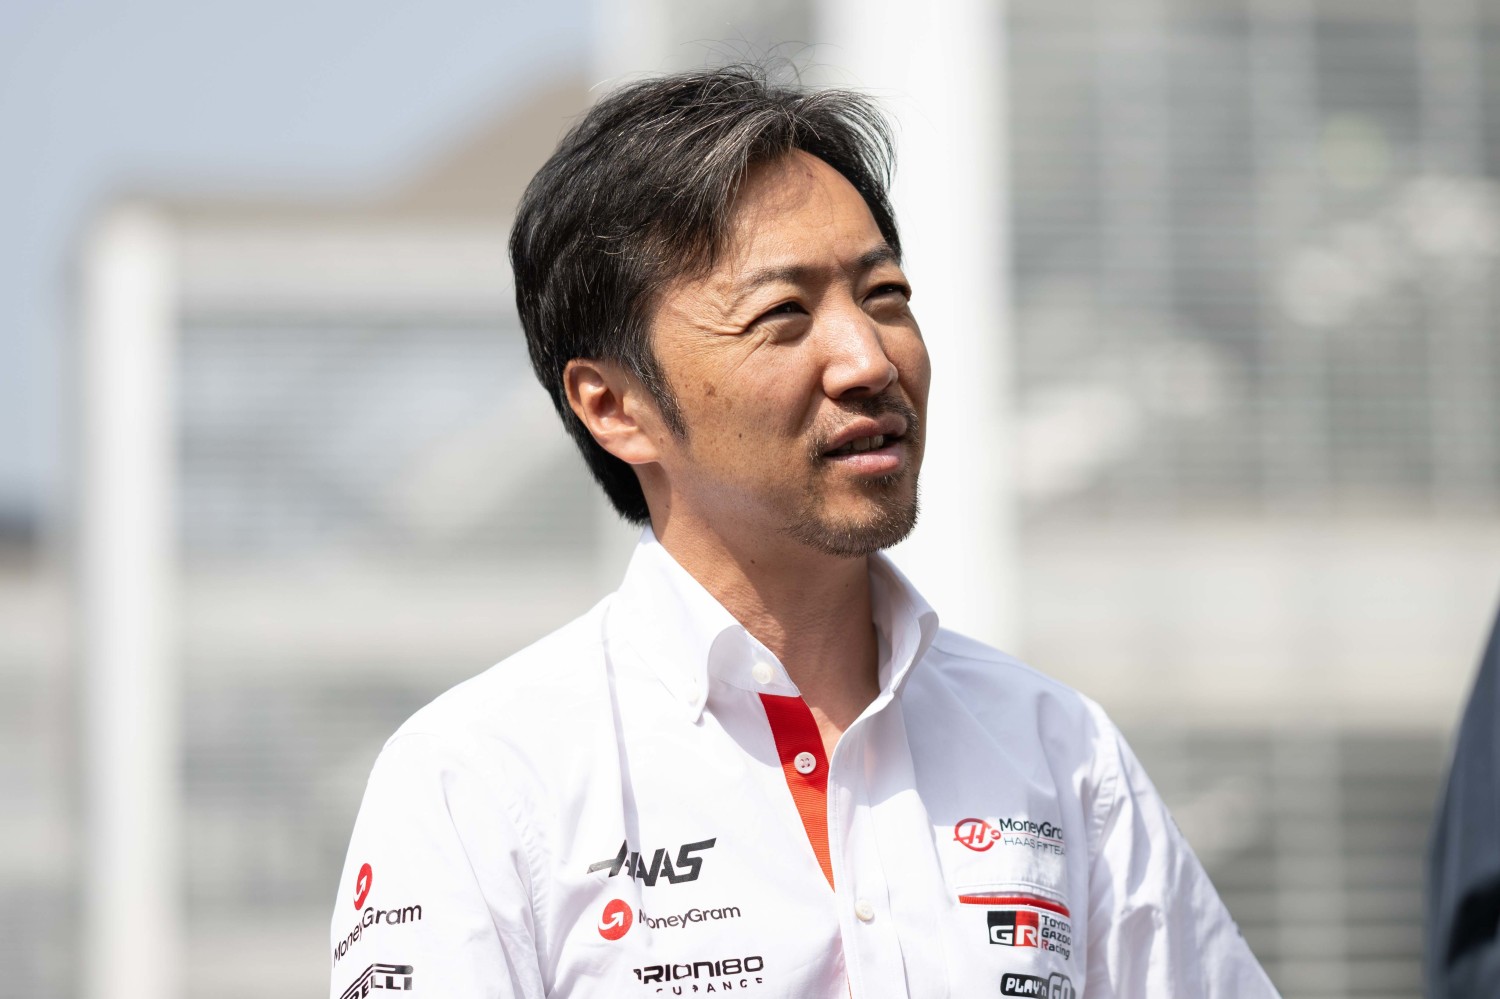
{"left": 824, "top": 432, "right": 900, "bottom": 457}
{"left": 818, "top": 414, "right": 913, "bottom": 476}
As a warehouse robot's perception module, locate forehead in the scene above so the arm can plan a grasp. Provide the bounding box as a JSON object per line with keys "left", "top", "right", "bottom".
{"left": 730, "top": 150, "right": 882, "bottom": 263}
{"left": 674, "top": 151, "right": 892, "bottom": 307}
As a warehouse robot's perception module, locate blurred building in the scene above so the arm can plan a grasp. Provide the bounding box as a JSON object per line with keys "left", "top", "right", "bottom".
{"left": 5, "top": 2, "right": 1498, "bottom": 998}
{"left": 134, "top": 77, "right": 616, "bottom": 997}
{"left": 1008, "top": 4, "right": 1500, "bottom": 997}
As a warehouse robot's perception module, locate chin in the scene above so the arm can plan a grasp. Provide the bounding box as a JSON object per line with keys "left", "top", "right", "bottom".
{"left": 782, "top": 489, "right": 920, "bottom": 559}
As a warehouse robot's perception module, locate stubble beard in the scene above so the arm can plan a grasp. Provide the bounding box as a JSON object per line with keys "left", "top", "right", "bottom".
{"left": 782, "top": 399, "right": 923, "bottom": 559}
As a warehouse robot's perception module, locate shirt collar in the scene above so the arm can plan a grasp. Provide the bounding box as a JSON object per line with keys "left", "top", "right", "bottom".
{"left": 608, "top": 528, "right": 940, "bottom": 722}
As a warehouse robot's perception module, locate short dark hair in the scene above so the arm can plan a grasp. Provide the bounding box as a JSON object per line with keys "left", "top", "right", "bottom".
{"left": 509, "top": 65, "right": 901, "bottom": 524}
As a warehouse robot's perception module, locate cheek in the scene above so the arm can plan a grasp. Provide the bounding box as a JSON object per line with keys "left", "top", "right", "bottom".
{"left": 894, "top": 335, "right": 932, "bottom": 404}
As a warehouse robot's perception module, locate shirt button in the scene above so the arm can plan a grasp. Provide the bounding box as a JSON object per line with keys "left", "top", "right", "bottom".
{"left": 751, "top": 662, "right": 774, "bottom": 685}
{"left": 794, "top": 751, "right": 817, "bottom": 775}
{"left": 855, "top": 899, "right": 875, "bottom": 922}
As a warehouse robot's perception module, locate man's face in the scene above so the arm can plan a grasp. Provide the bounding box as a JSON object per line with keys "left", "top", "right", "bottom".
{"left": 643, "top": 150, "right": 930, "bottom": 558}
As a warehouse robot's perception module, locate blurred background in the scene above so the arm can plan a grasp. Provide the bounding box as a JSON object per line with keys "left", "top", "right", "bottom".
{"left": 3, "top": 0, "right": 1499, "bottom": 997}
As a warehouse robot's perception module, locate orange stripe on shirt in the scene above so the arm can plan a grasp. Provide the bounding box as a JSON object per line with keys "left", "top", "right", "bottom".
{"left": 759, "top": 693, "right": 834, "bottom": 890}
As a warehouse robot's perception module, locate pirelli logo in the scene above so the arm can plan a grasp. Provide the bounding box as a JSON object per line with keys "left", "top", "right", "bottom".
{"left": 338, "top": 962, "right": 414, "bottom": 998}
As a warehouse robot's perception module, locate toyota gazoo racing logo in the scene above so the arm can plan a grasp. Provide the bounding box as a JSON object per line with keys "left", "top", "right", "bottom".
{"left": 953, "top": 816, "right": 1065, "bottom": 856}
{"left": 599, "top": 899, "right": 634, "bottom": 941}
{"left": 988, "top": 909, "right": 1073, "bottom": 961}
{"left": 339, "top": 962, "right": 414, "bottom": 998}
{"left": 633, "top": 955, "right": 765, "bottom": 991}
{"left": 588, "top": 838, "right": 716, "bottom": 886}
{"left": 1001, "top": 971, "right": 1074, "bottom": 999}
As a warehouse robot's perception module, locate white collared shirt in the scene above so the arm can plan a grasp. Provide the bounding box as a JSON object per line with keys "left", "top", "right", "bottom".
{"left": 329, "top": 530, "right": 1279, "bottom": 999}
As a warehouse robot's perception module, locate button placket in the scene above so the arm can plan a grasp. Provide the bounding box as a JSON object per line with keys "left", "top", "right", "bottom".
{"left": 828, "top": 727, "right": 908, "bottom": 998}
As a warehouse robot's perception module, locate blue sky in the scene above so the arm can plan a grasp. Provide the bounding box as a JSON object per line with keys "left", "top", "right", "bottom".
{"left": 0, "top": 0, "right": 588, "bottom": 522}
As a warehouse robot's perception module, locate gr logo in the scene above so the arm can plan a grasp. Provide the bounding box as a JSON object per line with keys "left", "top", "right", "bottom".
{"left": 1000, "top": 972, "right": 1074, "bottom": 999}
{"left": 988, "top": 909, "right": 1039, "bottom": 947}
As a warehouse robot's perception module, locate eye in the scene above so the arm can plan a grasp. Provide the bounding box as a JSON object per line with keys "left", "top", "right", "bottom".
{"left": 870, "top": 282, "right": 910, "bottom": 299}
{"left": 870, "top": 282, "right": 912, "bottom": 313}
{"left": 753, "top": 300, "right": 807, "bottom": 324}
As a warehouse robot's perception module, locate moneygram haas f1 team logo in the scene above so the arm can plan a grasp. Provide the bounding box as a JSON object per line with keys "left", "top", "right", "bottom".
{"left": 954, "top": 816, "right": 1065, "bottom": 855}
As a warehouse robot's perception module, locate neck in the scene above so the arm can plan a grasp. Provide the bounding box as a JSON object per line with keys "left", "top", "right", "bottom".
{"left": 653, "top": 514, "right": 881, "bottom": 736}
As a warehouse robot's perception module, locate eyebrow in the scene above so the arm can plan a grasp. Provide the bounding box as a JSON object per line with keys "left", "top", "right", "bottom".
{"left": 733, "top": 243, "right": 902, "bottom": 300}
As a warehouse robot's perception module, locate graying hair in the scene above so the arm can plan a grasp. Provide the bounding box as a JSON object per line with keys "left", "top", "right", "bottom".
{"left": 510, "top": 65, "right": 901, "bottom": 524}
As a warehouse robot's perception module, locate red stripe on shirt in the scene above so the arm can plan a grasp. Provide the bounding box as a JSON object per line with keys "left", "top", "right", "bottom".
{"left": 957, "top": 894, "right": 1071, "bottom": 918}
{"left": 758, "top": 693, "right": 834, "bottom": 890}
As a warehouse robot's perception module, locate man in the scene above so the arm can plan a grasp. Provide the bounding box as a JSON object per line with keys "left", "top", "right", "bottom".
{"left": 329, "top": 67, "right": 1279, "bottom": 998}
{"left": 1426, "top": 604, "right": 1500, "bottom": 997}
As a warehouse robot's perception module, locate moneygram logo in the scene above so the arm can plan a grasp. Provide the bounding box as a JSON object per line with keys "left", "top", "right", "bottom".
{"left": 332, "top": 902, "right": 425, "bottom": 967}
{"left": 354, "top": 863, "right": 373, "bottom": 909}
{"left": 599, "top": 899, "right": 633, "bottom": 941}
{"left": 1001, "top": 972, "right": 1074, "bottom": 999}
{"left": 994, "top": 816, "right": 1064, "bottom": 843}
{"left": 640, "top": 905, "right": 742, "bottom": 930}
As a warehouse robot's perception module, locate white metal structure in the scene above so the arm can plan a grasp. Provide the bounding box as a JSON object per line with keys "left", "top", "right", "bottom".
{"left": 79, "top": 205, "right": 181, "bottom": 999}
{"left": 812, "top": 0, "right": 1020, "bottom": 651}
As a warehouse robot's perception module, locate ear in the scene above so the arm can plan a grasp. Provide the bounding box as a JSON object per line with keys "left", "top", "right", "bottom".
{"left": 563, "top": 358, "right": 662, "bottom": 465}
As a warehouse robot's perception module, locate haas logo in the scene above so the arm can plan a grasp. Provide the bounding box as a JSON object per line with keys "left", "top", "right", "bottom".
{"left": 598, "top": 899, "right": 633, "bottom": 941}
{"left": 353, "top": 863, "right": 373, "bottom": 909}
{"left": 953, "top": 818, "right": 1000, "bottom": 852}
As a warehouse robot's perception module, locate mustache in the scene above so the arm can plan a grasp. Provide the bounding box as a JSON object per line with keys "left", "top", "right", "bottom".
{"left": 807, "top": 394, "right": 921, "bottom": 462}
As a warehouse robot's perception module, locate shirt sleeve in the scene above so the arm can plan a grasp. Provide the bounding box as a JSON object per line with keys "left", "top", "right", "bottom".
{"left": 1082, "top": 706, "right": 1282, "bottom": 998}
{"left": 328, "top": 732, "right": 546, "bottom": 999}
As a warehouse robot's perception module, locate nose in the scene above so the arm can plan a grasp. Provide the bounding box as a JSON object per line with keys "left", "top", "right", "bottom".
{"left": 819, "top": 301, "right": 899, "bottom": 400}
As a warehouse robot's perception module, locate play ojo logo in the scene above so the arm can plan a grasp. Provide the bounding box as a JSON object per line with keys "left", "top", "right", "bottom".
{"left": 953, "top": 818, "right": 1001, "bottom": 852}
{"left": 598, "top": 899, "right": 633, "bottom": 941}
{"left": 354, "top": 863, "right": 374, "bottom": 909}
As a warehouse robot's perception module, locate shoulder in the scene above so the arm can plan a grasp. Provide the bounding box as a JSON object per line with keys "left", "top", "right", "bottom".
{"left": 909, "top": 626, "right": 1131, "bottom": 821}
{"left": 917, "top": 626, "right": 1115, "bottom": 734}
{"left": 391, "top": 596, "right": 614, "bottom": 750}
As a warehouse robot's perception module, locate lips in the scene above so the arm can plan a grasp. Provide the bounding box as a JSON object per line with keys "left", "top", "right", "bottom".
{"left": 820, "top": 414, "right": 910, "bottom": 459}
